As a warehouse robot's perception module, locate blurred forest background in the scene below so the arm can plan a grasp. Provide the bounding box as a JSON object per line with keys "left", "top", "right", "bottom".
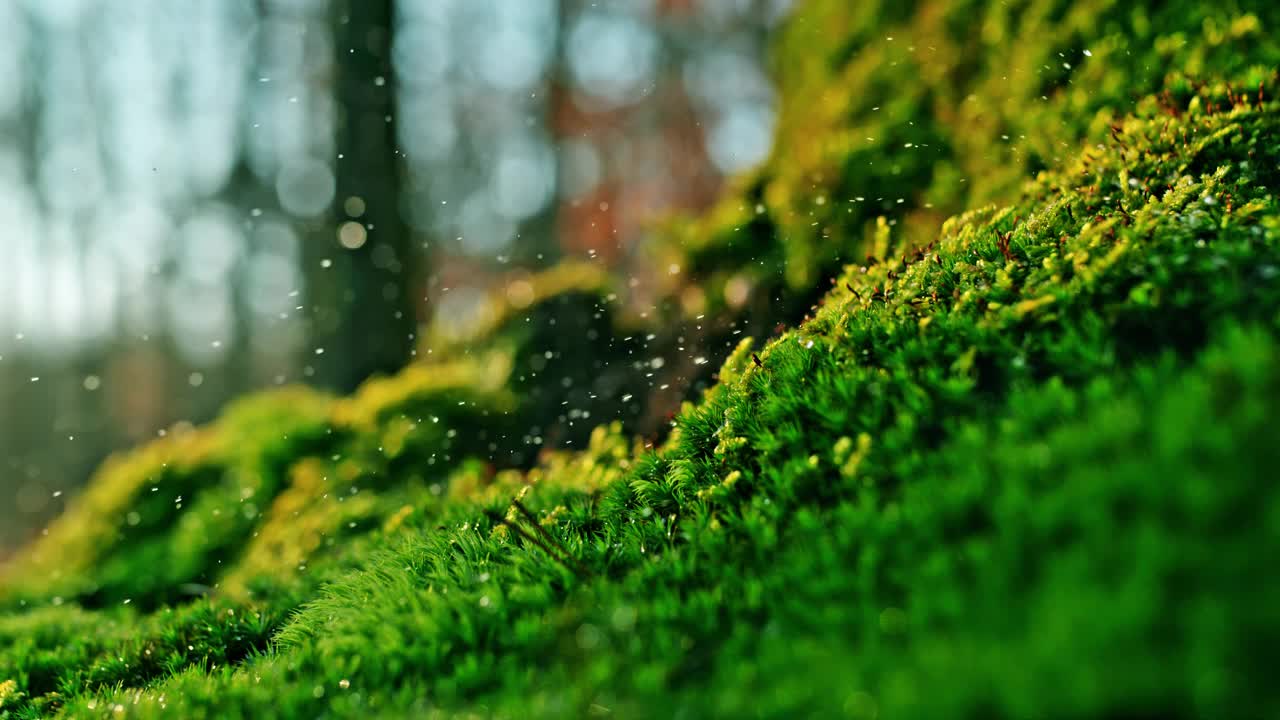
{"left": 0, "top": 0, "right": 789, "bottom": 550}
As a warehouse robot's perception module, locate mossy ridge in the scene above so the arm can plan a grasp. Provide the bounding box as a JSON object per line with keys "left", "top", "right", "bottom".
{"left": 9, "top": 92, "right": 1277, "bottom": 718}
{"left": 657, "top": 0, "right": 1280, "bottom": 327}
{"left": 0, "top": 597, "right": 280, "bottom": 719}
{"left": 0, "top": 215, "right": 654, "bottom": 718}
{"left": 1, "top": 389, "right": 335, "bottom": 610}
{"left": 0, "top": 264, "right": 628, "bottom": 615}
{"left": 615, "top": 325, "right": 1280, "bottom": 719}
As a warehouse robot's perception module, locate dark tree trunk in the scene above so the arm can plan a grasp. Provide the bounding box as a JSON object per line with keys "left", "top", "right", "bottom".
{"left": 314, "top": 0, "right": 418, "bottom": 391}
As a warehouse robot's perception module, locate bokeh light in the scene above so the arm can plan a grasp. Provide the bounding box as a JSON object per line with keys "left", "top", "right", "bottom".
{"left": 0, "top": 0, "right": 789, "bottom": 549}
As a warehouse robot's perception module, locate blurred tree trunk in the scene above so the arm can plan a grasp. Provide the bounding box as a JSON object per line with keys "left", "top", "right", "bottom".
{"left": 313, "top": 0, "right": 418, "bottom": 392}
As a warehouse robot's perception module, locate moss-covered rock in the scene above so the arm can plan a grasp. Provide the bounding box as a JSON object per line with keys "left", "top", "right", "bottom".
{"left": 3, "top": 2, "right": 1280, "bottom": 718}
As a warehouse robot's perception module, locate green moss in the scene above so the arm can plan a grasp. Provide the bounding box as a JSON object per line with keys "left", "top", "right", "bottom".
{"left": 0, "top": 264, "right": 627, "bottom": 614}
{"left": 656, "top": 0, "right": 1280, "bottom": 326}
{"left": 4, "top": 2, "right": 1280, "bottom": 717}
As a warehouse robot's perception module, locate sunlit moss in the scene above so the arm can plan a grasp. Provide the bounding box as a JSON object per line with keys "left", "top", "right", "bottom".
{"left": 654, "top": 0, "right": 1280, "bottom": 326}
{"left": 423, "top": 260, "right": 615, "bottom": 353}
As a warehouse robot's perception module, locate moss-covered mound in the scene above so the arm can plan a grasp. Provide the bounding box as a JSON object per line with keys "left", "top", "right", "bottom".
{"left": 657, "top": 0, "right": 1280, "bottom": 323}
{"left": 4, "top": 2, "right": 1280, "bottom": 718}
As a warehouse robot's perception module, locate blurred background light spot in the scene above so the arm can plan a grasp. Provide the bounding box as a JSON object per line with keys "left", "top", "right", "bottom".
{"left": 473, "top": 0, "right": 556, "bottom": 92}
{"left": 180, "top": 207, "right": 244, "bottom": 286}
{"left": 506, "top": 277, "right": 536, "bottom": 309}
{"left": 490, "top": 135, "right": 555, "bottom": 221}
{"left": 567, "top": 12, "right": 658, "bottom": 109}
{"left": 344, "top": 195, "right": 367, "bottom": 217}
{"left": 339, "top": 220, "right": 369, "bottom": 249}
{"left": 0, "top": 0, "right": 783, "bottom": 549}
{"left": 558, "top": 139, "right": 602, "bottom": 199}
{"left": 276, "top": 157, "right": 337, "bottom": 217}
{"left": 708, "top": 102, "right": 775, "bottom": 172}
